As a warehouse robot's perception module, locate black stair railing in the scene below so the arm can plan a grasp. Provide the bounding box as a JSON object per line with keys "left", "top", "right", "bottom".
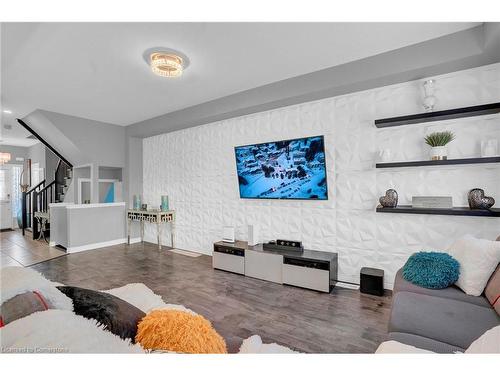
{"left": 21, "top": 160, "right": 73, "bottom": 239}
{"left": 21, "top": 180, "right": 45, "bottom": 236}
{"left": 33, "top": 180, "right": 57, "bottom": 239}
{"left": 16, "top": 118, "right": 74, "bottom": 239}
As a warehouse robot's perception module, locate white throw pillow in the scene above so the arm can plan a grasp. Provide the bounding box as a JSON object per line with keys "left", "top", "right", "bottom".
{"left": 103, "top": 283, "right": 197, "bottom": 315}
{"left": 103, "top": 283, "right": 166, "bottom": 313}
{"left": 447, "top": 235, "right": 500, "bottom": 296}
{"left": 465, "top": 326, "right": 500, "bottom": 354}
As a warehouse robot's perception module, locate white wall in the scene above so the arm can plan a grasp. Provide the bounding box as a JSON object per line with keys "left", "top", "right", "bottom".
{"left": 27, "top": 142, "right": 46, "bottom": 184}
{"left": 45, "top": 148, "right": 59, "bottom": 183}
{"left": 143, "top": 63, "right": 500, "bottom": 288}
{"left": 41, "top": 110, "right": 126, "bottom": 168}
{"left": 22, "top": 110, "right": 126, "bottom": 168}
{"left": 27, "top": 142, "right": 46, "bottom": 169}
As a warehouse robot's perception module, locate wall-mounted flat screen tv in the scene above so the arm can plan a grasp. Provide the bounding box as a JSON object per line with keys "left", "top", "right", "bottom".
{"left": 234, "top": 135, "right": 328, "bottom": 200}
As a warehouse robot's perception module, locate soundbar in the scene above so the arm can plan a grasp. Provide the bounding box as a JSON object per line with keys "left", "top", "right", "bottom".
{"left": 263, "top": 239, "right": 303, "bottom": 253}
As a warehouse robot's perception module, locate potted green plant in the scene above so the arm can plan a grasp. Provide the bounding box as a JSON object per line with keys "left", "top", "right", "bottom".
{"left": 424, "top": 131, "right": 455, "bottom": 160}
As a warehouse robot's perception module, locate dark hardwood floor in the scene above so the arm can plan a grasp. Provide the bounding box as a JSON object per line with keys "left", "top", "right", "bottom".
{"left": 27, "top": 241, "right": 392, "bottom": 353}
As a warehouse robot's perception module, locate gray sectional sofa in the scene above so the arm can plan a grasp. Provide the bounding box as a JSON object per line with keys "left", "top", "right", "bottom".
{"left": 388, "top": 268, "right": 500, "bottom": 353}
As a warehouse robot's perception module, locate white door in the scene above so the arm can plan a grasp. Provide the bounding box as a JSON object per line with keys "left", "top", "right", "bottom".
{"left": 0, "top": 165, "right": 13, "bottom": 229}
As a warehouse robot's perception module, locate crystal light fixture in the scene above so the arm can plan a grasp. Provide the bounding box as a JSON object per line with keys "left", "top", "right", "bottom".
{"left": 150, "top": 53, "right": 183, "bottom": 78}
{"left": 0, "top": 152, "right": 11, "bottom": 165}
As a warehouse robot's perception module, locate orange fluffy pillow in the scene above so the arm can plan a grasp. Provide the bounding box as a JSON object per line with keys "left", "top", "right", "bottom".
{"left": 135, "top": 309, "right": 227, "bottom": 353}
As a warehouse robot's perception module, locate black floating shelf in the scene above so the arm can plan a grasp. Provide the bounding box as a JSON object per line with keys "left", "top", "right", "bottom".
{"left": 376, "top": 156, "right": 500, "bottom": 169}
{"left": 376, "top": 205, "right": 500, "bottom": 217}
{"left": 374, "top": 102, "right": 500, "bottom": 128}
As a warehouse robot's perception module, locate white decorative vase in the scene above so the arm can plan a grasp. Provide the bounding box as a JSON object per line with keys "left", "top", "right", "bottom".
{"left": 378, "top": 149, "right": 392, "bottom": 162}
{"left": 480, "top": 139, "right": 498, "bottom": 157}
{"left": 430, "top": 146, "right": 447, "bottom": 160}
{"left": 423, "top": 79, "right": 436, "bottom": 112}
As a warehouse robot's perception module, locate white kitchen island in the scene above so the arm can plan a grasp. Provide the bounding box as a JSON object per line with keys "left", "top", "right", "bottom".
{"left": 49, "top": 202, "right": 128, "bottom": 253}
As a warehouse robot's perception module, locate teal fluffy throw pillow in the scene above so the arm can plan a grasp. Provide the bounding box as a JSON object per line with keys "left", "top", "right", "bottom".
{"left": 402, "top": 252, "right": 460, "bottom": 289}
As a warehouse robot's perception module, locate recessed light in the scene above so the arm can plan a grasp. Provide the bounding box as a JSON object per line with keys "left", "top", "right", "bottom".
{"left": 3, "top": 109, "right": 12, "bottom": 114}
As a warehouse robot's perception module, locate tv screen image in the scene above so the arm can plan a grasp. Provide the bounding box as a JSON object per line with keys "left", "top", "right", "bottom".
{"left": 234, "top": 135, "right": 328, "bottom": 200}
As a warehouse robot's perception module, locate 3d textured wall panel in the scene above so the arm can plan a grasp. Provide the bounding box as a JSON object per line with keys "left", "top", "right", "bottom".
{"left": 144, "top": 63, "right": 500, "bottom": 289}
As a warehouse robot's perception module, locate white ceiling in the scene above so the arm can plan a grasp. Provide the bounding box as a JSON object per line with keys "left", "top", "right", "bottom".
{"left": 1, "top": 22, "right": 480, "bottom": 142}
{"left": 0, "top": 116, "right": 39, "bottom": 147}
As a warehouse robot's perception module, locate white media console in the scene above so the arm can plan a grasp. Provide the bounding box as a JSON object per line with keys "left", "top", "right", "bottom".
{"left": 212, "top": 240, "right": 338, "bottom": 293}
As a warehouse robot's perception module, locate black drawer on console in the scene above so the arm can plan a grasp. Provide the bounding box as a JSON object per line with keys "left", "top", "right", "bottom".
{"left": 283, "top": 257, "right": 329, "bottom": 270}
{"left": 214, "top": 246, "right": 245, "bottom": 257}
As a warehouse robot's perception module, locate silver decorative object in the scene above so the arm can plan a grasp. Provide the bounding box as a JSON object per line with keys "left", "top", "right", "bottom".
{"left": 468, "top": 188, "right": 495, "bottom": 209}
{"left": 379, "top": 189, "right": 398, "bottom": 208}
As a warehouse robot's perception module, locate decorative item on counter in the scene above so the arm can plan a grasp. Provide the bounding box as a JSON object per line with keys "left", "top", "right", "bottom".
{"left": 378, "top": 189, "right": 398, "bottom": 208}
{"left": 424, "top": 131, "right": 455, "bottom": 160}
{"left": 133, "top": 195, "right": 141, "bottom": 210}
{"left": 412, "top": 196, "right": 453, "bottom": 209}
{"left": 378, "top": 149, "right": 392, "bottom": 163}
{"left": 480, "top": 139, "right": 499, "bottom": 157}
{"left": 161, "top": 195, "right": 169, "bottom": 211}
{"left": 141, "top": 204, "right": 148, "bottom": 211}
{"left": 19, "top": 163, "right": 30, "bottom": 193}
{"left": 422, "top": 79, "right": 436, "bottom": 112}
{"left": 468, "top": 188, "right": 495, "bottom": 209}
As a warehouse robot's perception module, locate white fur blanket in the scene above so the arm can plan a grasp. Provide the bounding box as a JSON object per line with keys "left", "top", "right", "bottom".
{"left": 238, "top": 335, "right": 299, "bottom": 354}
{"left": 0, "top": 266, "right": 73, "bottom": 311}
{"left": 0, "top": 266, "right": 298, "bottom": 354}
{"left": 0, "top": 310, "right": 143, "bottom": 353}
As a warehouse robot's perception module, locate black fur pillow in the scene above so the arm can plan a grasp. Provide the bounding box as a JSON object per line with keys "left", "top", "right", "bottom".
{"left": 57, "top": 286, "right": 145, "bottom": 342}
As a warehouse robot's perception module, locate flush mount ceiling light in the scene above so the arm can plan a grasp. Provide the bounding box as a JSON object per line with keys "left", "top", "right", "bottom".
{"left": 0, "top": 152, "right": 11, "bottom": 165}
{"left": 144, "top": 47, "right": 190, "bottom": 79}
{"left": 150, "top": 53, "right": 183, "bottom": 78}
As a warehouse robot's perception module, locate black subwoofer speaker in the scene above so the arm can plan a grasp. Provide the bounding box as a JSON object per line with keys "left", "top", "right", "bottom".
{"left": 360, "top": 267, "right": 384, "bottom": 296}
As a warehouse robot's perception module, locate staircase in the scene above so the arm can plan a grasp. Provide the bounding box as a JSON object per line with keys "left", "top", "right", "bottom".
{"left": 21, "top": 159, "right": 73, "bottom": 240}
{"left": 16, "top": 117, "right": 75, "bottom": 241}
{"left": 55, "top": 160, "right": 72, "bottom": 203}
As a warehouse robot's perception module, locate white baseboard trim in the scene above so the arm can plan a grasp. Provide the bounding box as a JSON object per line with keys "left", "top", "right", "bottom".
{"left": 67, "top": 238, "right": 128, "bottom": 253}
{"left": 128, "top": 237, "right": 142, "bottom": 244}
